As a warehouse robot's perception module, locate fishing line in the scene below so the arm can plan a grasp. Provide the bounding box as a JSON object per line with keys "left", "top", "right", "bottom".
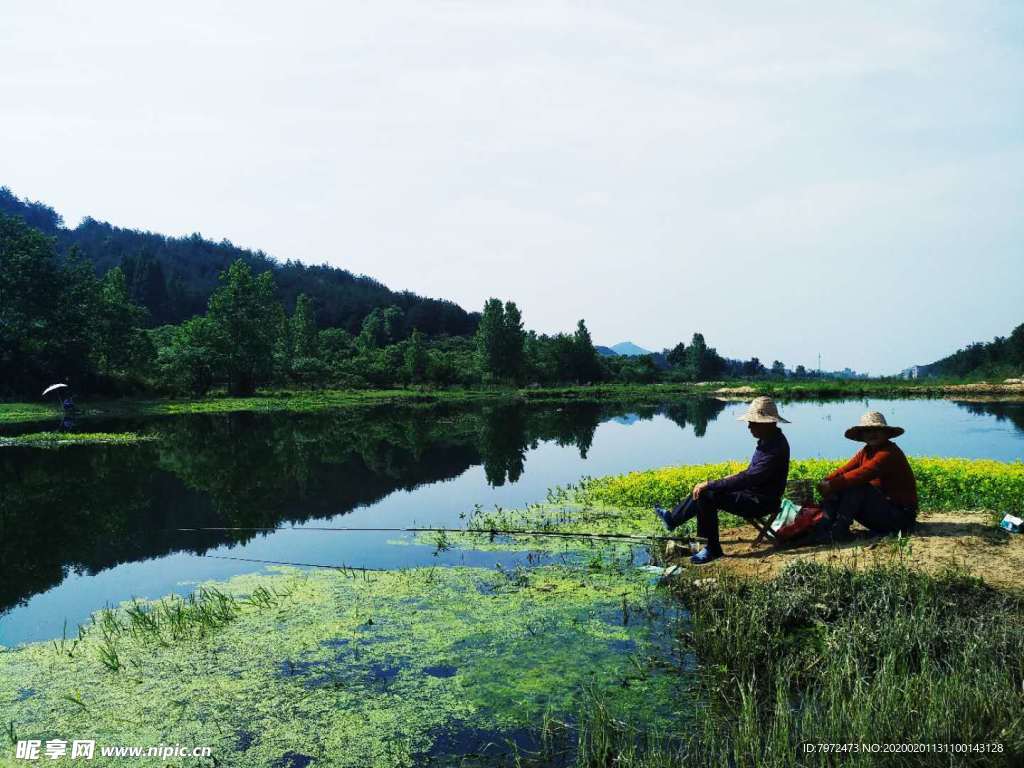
{"left": 172, "top": 525, "right": 691, "bottom": 544}
{"left": 202, "top": 554, "right": 387, "bottom": 572}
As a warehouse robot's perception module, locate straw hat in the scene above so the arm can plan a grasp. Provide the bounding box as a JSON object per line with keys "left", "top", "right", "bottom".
{"left": 736, "top": 396, "right": 789, "bottom": 424}
{"left": 845, "top": 411, "right": 904, "bottom": 441}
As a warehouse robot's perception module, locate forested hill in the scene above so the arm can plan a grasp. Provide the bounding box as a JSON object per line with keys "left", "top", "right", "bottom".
{"left": 923, "top": 321, "right": 1024, "bottom": 378}
{"left": 0, "top": 187, "right": 478, "bottom": 336}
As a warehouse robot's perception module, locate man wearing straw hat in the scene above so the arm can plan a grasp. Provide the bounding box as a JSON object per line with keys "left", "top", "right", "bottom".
{"left": 815, "top": 411, "right": 917, "bottom": 538}
{"left": 654, "top": 396, "right": 790, "bottom": 564}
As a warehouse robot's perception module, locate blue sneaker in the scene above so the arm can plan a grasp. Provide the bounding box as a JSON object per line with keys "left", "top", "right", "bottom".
{"left": 654, "top": 505, "right": 677, "bottom": 531}
{"left": 690, "top": 546, "right": 723, "bottom": 565}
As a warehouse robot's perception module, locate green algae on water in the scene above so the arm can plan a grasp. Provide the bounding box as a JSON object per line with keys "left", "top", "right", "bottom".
{"left": 1, "top": 566, "right": 688, "bottom": 767}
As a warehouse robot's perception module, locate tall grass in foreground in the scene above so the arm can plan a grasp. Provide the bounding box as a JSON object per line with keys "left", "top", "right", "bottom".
{"left": 527, "top": 561, "right": 1024, "bottom": 767}
{"left": 51, "top": 585, "right": 294, "bottom": 672}
{"left": 575, "top": 458, "right": 1024, "bottom": 516}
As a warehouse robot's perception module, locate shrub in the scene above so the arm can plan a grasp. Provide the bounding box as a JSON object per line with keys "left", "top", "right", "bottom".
{"left": 577, "top": 458, "right": 1024, "bottom": 514}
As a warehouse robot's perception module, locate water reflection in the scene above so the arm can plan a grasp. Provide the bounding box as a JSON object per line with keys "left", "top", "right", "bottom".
{"left": 0, "top": 400, "right": 724, "bottom": 615}
{"left": 954, "top": 400, "right": 1024, "bottom": 433}
{"left": 3, "top": 395, "right": 1022, "bottom": 642}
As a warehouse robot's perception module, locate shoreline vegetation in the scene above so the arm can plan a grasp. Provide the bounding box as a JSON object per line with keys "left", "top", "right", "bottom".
{"left": 463, "top": 459, "right": 1024, "bottom": 764}
{"left": 3, "top": 378, "right": 1023, "bottom": 426}
{"left": 2, "top": 459, "right": 1022, "bottom": 764}
{"left": 0, "top": 431, "right": 153, "bottom": 448}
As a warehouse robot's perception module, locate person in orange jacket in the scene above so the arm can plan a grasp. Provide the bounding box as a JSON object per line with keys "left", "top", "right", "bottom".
{"left": 817, "top": 411, "right": 918, "bottom": 538}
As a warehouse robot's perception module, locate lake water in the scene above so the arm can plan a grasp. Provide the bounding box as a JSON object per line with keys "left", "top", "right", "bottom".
{"left": 2, "top": 397, "right": 1022, "bottom": 646}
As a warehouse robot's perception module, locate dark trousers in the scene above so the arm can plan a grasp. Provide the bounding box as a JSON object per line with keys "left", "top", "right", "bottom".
{"left": 667, "top": 488, "right": 776, "bottom": 550}
{"left": 822, "top": 484, "right": 916, "bottom": 535}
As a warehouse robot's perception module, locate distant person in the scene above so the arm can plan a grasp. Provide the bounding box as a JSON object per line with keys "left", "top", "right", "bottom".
{"left": 816, "top": 412, "right": 917, "bottom": 538}
{"left": 654, "top": 396, "right": 790, "bottom": 565}
{"left": 56, "top": 392, "right": 76, "bottom": 431}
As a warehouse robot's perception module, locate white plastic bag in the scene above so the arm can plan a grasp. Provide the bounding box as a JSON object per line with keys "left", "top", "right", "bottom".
{"left": 772, "top": 498, "right": 801, "bottom": 531}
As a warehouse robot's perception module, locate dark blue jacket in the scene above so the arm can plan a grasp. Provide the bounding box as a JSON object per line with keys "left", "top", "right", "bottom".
{"left": 708, "top": 429, "right": 790, "bottom": 501}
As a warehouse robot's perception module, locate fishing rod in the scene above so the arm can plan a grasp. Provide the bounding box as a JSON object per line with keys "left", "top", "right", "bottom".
{"left": 171, "top": 524, "right": 693, "bottom": 544}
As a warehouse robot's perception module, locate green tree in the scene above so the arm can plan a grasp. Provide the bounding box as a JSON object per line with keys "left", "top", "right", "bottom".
{"left": 156, "top": 316, "right": 223, "bottom": 396}
{"left": 614, "top": 354, "right": 659, "bottom": 383}
{"left": 770, "top": 360, "right": 786, "bottom": 379}
{"left": 291, "top": 294, "right": 318, "bottom": 358}
{"left": 318, "top": 328, "right": 354, "bottom": 361}
{"left": 501, "top": 301, "right": 525, "bottom": 382}
{"left": 94, "top": 267, "right": 148, "bottom": 376}
{"left": 404, "top": 328, "right": 429, "bottom": 384}
{"left": 1008, "top": 324, "right": 1024, "bottom": 369}
{"left": 0, "top": 215, "right": 63, "bottom": 394}
{"left": 272, "top": 303, "right": 292, "bottom": 380}
{"left": 475, "top": 299, "right": 505, "bottom": 382}
{"left": 356, "top": 306, "right": 403, "bottom": 352}
{"left": 207, "top": 260, "right": 281, "bottom": 395}
{"left": 744, "top": 357, "right": 766, "bottom": 377}
{"left": 570, "top": 319, "right": 602, "bottom": 383}
{"left": 667, "top": 341, "right": 687, "bottom": 367}
{"left": 475, "top": 299, "right": 525, "bottom": 383}
{"left": 0, "top": 216, "right": 103, "bottom": 395}
{"left": 548, "top": 334, "right": 577, "bottom": 382}
{"left": 426, "top": 349, "right": 459, "bottom": 386}
{"left": 684, "top": 333, "right": 723, "bottom": 380}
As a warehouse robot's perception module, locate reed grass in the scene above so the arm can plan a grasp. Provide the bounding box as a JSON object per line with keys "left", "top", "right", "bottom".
{"left": 520, "top": 560, "right": 1024, "bottom": 767}
{"left": 74, "top": 584, "right": 293, "bottom": 674}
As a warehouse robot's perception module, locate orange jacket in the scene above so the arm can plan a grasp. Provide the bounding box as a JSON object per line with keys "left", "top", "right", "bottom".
{"left": 826, "top": 441, "right": 918, "bottom": 509}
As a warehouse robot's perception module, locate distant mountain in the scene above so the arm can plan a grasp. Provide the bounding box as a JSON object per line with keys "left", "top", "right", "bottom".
{"left": 0, "top": 186, "right": 478, "bottom": 337}
{"left": 610, "top": 341, "right": 651, "bottom": 357}
{"left": 595, "top": 345, "right": 618, "bottom": 357}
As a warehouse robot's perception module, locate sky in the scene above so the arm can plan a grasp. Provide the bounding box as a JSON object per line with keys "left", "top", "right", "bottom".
{"left": 2, "top": 1, "right": 1022, "bottom": 374}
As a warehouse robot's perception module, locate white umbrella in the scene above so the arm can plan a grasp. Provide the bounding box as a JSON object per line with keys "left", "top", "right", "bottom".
{"left": 42, "top": 383, "right": 69, "bottom": 397}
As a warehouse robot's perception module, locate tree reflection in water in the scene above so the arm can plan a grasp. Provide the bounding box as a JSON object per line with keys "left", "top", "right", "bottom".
{"left": 953, "top": 400, "right": 1024, "bottom": 433}
{"left": 0, "top": 399, "right": 726, "bottom": 615}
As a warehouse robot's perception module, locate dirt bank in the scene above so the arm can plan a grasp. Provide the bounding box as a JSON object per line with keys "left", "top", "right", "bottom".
{"left": 666, "top": 510, "right": 1024, "bottom": 591}
{"left": 712, "top": 382, "right": 1024, "bottom": 398}
{"left": 940, "top": 382, "right": 1024, "bottom": 395}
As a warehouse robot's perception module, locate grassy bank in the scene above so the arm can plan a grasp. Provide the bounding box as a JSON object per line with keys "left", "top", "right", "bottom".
{"left": 0, "top": 431, "right": 154, "bottom": 448}
{"left": 707, "top": 378, "right": 1024, "bottom": 400}
{"left": 553, "top": 560, "right": 1024, "bottom": 767}
{"left": 462, "top": 459, "right": 1024, "bottom": 545}
{"left": 575, "top": 458, "right": 1024, "bottom": 518}
{"left": 0, "top": 385, "right": 704, "bottom": 425}
{"left": 475, "top": 461, "right": 1024, "bottom": 764}
{"left": 3, "top": 378, "right": 1022, "bottom": 426}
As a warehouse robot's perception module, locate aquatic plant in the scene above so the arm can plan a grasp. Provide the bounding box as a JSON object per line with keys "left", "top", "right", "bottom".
{"left": 0, "top": 431, "right": 155, "bottom": 448}
{"left": 0, "top": 566, "right": 680, "bottom": 767}
{"left": 95, "top": 635, "right": 121, "bottom": 672}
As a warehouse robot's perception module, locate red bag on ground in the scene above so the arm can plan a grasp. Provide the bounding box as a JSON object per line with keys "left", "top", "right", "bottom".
{"left": 774, "top": 505, "right": 825, "bottom": 542}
